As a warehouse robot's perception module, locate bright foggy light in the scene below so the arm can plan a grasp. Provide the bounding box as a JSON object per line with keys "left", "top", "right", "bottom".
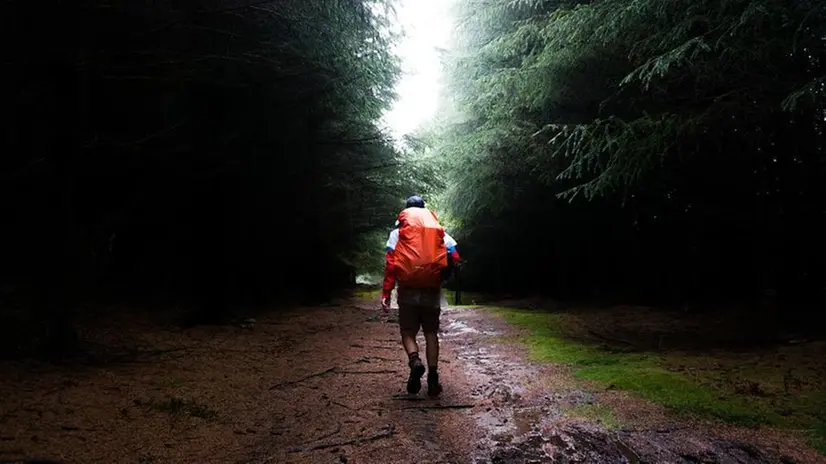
{"left": 383, "top": 0, "right": 454, "bottom": 141}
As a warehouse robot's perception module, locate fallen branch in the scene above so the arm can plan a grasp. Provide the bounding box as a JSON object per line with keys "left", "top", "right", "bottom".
{"left": 391, "top": 395, "right": 427, "bottom": 401}
{"left": 270, "top": 361, "right": 400, "bottom": 389}
{"left": 311, "top": 423, "right": 342, "bottom": 444}
{"left": 288, "top": 425, "right": 395, "bottom": 452}
{"left": 336, "top": 370, "right": 398, "bottom": 374}
{"left": 401, "top": 404, "right": 475, "bottom": 410}
{"left": 350, "top": 355, "right": 399, "bottom": 362}
{"left": 332, "top": 401, "right": 353, "bottom": 410}
{"left": 270, "top": 367, "right": 336, "bottom": 389}
{"left": 349, "top": 345, "right": 398, "bottom": 351}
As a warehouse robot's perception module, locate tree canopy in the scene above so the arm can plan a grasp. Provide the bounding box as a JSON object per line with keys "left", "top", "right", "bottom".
{"left": 432, "top": 0, "right": 825, "bottom": 303}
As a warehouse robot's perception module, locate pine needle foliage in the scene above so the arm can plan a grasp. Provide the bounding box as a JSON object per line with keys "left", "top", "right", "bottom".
{"left": 0, "top": 0, "right": 417, "bottom": 314}
{"left": 431, "top": 0, "right": 826, "bottom": 299}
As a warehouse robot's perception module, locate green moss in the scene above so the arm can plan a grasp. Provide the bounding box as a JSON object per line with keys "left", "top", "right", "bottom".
{"left": 488, "top": 307, "right": 809, "bottom": 429}
{"left": 577, "top": 364, "right": 762, "bottom": 425}
{"left": 811, "top": 421, "right": 826, "bottom": 455}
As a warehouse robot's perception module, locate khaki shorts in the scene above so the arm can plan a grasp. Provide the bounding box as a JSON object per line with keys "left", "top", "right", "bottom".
{"left": 397, "top": 287, "right": 441, "bottom": 334}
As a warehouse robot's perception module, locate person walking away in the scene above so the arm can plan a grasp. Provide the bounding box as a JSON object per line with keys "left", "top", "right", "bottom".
{"left": 381, "top": 195, "right": 461, "bottom": 396}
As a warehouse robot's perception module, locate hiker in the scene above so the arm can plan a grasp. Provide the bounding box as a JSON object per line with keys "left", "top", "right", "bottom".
{"left": 381, "top": 195, "right": 461, "bottom": 396}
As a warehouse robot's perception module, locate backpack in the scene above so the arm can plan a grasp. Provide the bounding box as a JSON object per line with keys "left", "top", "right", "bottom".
{"left": 394, "top": 207, "right": 448, "bottom": 288}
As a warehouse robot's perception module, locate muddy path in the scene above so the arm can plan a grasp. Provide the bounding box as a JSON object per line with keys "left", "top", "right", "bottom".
{"left": 243, "top": 301, "right": 821, "bottom": 464}
{"left": 1, "top": 299, "right": 822, "bottom": 463}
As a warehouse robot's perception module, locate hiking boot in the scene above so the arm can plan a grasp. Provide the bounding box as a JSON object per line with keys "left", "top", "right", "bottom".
{"left": 427, "top": 371, "right": 442, "bottom": 397}
{"left": 407, "top": 357, "right": 425, "bottom": 394}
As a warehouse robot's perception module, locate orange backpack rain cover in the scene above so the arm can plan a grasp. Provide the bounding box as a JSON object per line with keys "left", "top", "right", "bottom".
{"left": 394, "top": 207, "right": 448, "bottom": 288}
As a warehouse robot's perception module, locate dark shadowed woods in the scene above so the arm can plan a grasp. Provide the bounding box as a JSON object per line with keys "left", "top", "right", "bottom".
{"left": 434, "top": 0, "right": 826, "bottom": 310}
{"left": 0, "top": 1, "right": 433, "bottom": 355}
{"left": 1, "top": 0, "right": 825, "bottom": 462}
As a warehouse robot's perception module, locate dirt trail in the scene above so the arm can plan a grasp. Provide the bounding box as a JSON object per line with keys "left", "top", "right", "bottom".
{"left": 243, "top": 300, "right": 820, "bottom": 464}
{"left": 1, "top": 299, "right": 822, "bottom": 463}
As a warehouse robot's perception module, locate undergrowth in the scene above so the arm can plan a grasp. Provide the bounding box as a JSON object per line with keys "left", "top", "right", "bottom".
{"left": 490, "top": 307, "right": 826, "bottom": 453}
{"left": 813, "top": 421, "right": 826, "bottom": 454}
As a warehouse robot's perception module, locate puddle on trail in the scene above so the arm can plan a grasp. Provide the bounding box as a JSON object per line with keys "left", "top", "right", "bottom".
{"left": 443, "top": 308, "right": 560, "bottom": 461}
{"left": 441, "top": 319, "right": 500, "bottom": 338}
{"left": 512, "top": 407, "right": 542, "bottom": 436}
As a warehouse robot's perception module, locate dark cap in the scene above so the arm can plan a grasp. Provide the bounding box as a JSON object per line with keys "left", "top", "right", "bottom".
{"left": 405, "top": 195, "right": 425, "bottom": 208}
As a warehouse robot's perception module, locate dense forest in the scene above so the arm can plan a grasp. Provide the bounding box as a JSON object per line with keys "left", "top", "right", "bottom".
{"left": 1, "top": 0, "right": 825, "bottom": 356}
{"left": 0, "top": 0, "right": 434, "bottom": 353}
{"left": 427, "top": 0, "right": 826, "bottom": 308}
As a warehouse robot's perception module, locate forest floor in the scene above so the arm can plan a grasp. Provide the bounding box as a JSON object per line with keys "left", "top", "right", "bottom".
{"left": 0, "top": 292, "right": 825, "bottom": 463}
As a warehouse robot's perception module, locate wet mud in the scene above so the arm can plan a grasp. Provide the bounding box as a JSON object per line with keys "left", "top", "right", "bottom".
{"left": 440, "top": 306, "right": 815, "bottom": 464}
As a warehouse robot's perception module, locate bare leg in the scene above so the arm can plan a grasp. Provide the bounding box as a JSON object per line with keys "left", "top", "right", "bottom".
{"left": 402, "top": 331, "right": 419, "bottom": 356}
{"left": 424, "top": 331, "right": 442, "bottom": 396}
{"left": 424, "top": 332, "right": 439, "bottom": 367}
